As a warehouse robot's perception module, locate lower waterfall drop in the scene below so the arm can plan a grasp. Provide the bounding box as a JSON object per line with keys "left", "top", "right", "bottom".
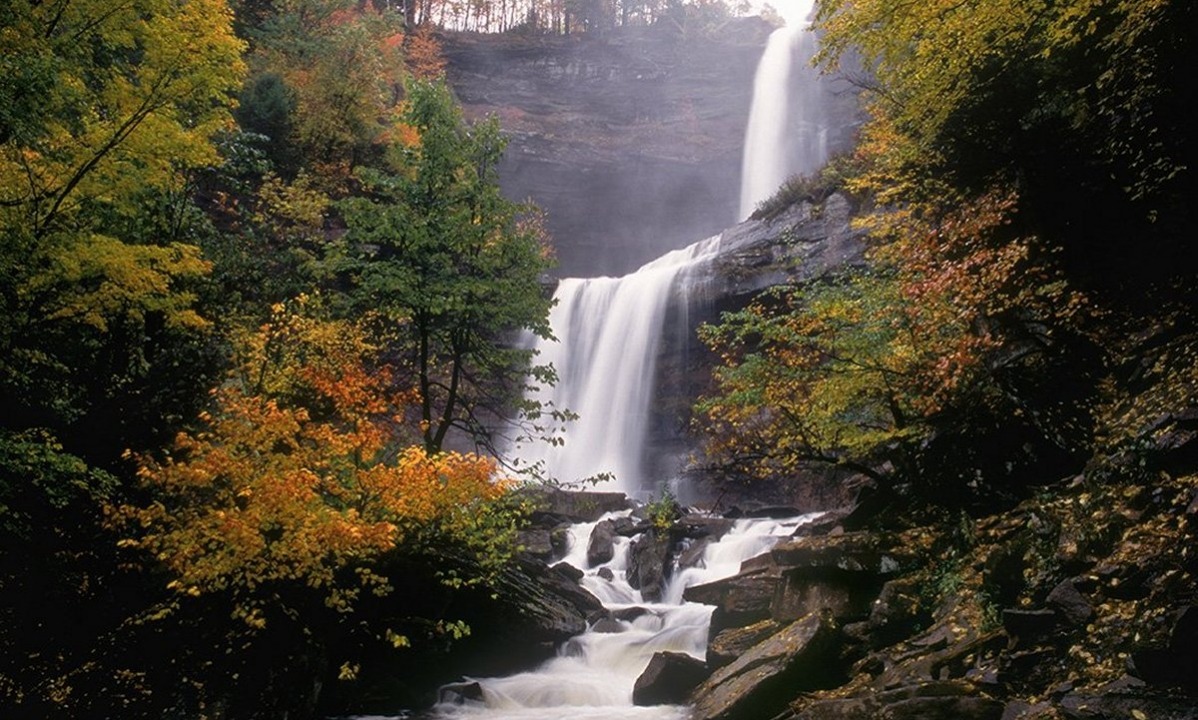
{"left": 428, "top": 511, "right": 818, "bottom": 720}
{"left": 509, "top": 235, "right": 725, "bottom": 496}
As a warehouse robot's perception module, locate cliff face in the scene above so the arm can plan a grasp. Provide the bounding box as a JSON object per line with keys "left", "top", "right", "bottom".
{"left": 647, "top": 194, "right": 866, "bottom": 506}
{"left": 443, "top": 22, "right": 859, "bottom": 278}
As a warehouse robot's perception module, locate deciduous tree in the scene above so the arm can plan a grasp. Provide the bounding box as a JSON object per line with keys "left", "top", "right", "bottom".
{"left": 339, "top": 79, "right": 556, "bottom": 457}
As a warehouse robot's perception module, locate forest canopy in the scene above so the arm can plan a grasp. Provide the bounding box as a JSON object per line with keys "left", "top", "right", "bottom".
{"left": 1, "top": 2, "right": 556, "bottom": 716}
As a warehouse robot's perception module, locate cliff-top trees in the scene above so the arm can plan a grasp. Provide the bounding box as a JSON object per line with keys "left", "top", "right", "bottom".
{"left": 340, "top": 79, "right": 555, "bottom": 456}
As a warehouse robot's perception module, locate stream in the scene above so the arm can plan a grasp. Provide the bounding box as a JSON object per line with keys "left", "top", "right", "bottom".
{"left": 423, "top": 511, "right": 819, "bottom": 720}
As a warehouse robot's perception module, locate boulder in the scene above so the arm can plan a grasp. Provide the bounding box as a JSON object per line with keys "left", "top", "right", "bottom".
{"left": 707, "top": 620, "right": 783, "bottom": 669}
{"left": 690, "top": 612, "right": 840, "bottom": 720}
{"left": 770, "top": 532, "right": 903, "bottom": 574}
{"left": 678, "top": 537, "right": 712, "bottom": 571}
{"left": 551, "top": 562, "right": 584, "bottom": 583}
{"left": 587, "top": 519, "right": 617, "bottom": 566}
{"left": 632, "top": 651, "right": 710, "bottom": 706}
{"left": 1046, "top": 579, "right": 1093, "bottom": 626}
{"left": 791, "top": 681, "right": 1003, "bottom": 720}
{"left": 683, "top": 566, "right": 777, "bottom": 632}
{"left": 437, "top": 681, "right": 484, "bottom": 705}
{"left": 524, "top": 488, "right": 632, "bottom": 523}
{"left": 591, "top": 617, "right": 625, "bottom": 634}
{"left": 673, "top": 515, "right": 736, "bottom": 541}
{"left": 769, "top": 533, "right": 900, "bottom": 624}
{"left": 627, "top": 528, "right": 674, "bottom": 602}
{"left": 517, "top": 528, "right": 555, "bottom": 560}
{"left": 549, "top": 525, "right": 572, "bottom": 558}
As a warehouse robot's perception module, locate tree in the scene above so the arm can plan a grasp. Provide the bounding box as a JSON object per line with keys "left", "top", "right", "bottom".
{"left": 339, "top": 79, "right": 556, "bottom": 457}
{"left": 241, "top": 0, "right": 406, "bottom": 179}
{"left": 814, "top": 0, "right": 1195, "bottom": 291}
{"left": 0, "top": 0, "right": 244, "bottom": 440}
{"left": 117, "top": 297, "right": 520, "bottom": 623}
{"left": 698, "top": 190, "right": 1092, "bottom": 503}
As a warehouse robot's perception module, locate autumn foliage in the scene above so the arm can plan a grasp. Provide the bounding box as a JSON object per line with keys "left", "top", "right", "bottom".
{"left": 117, "top": 298, "right": 514, "bottom": 622}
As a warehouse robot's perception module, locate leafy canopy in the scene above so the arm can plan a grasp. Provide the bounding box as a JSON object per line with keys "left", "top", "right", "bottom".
{"left": 117, "top": 297, "right": 519, "bottom": 625}
{"left": 339, "top": 79, "right": 556, "bottom": 456}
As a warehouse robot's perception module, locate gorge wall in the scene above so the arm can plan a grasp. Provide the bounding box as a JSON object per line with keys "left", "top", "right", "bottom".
{"left": 443, "top": 20, "right": 859, "bottom": 277}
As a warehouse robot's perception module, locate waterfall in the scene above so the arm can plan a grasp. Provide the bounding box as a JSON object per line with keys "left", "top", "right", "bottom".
{"left": 404, "top": 15, "right": 840, "bottom": 720}
{"left": 739, "top": 2, "right": 830, "bottom": 220}
{"left": 428, "top": 511, "right": 818, "bottom": 720}
{"left": 509, "top": 236, "right": 724, "bottom": 495}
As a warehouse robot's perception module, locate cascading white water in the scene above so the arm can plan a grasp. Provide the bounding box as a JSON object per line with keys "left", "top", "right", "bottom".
{"left": 428, "top": 511, "right": 819, "bottom": 720}
{"left": 509, "top": 236, "right": 724, "bottom": 495}
{"left": 739, "top": 1, "right": 831, "bottom": 220}
{"left": 408, "top": 13, "right": 839, "bottom": 720}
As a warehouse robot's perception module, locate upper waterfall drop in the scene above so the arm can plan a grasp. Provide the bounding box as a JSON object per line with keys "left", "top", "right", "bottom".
{"left": 739, "top": 2, "right": 831, "bottom": 220}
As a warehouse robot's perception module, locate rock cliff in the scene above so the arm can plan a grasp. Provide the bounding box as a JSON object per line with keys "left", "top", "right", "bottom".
{"left": 443, "top": 22, "right": 860, "bottom": 277}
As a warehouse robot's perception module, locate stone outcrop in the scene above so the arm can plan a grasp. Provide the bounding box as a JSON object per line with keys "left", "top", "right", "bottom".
{"left": 523, "top": 487, "right": 632, "bottom": 523}
{"left": 646, "top": 194, "right": 869, "bottom": 505}
{"left": 684, "top": 565, "right": 777, "bottom": 633}
{"left": 632, "top": 651, "right": 710, "bottom": 706}
{"left": 689, "top": 612, "right": 840, "bottom": 720}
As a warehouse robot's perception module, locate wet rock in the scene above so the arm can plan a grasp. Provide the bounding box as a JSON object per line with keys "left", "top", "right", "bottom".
{"left": 632, "top": 651, "right": 710, "bottom": 706}
{"left": 707, "top": 620, "right": 783, "bottom": 669}
{"left": 524, "top": 488, "right": 631, "bottom": 523}
{"left": 1046, "top": 579, "right": 1093, "bottom": 626}
{"left": 673, "top": 515, "right": 735, "bottom": 541}
{"left": 683, "top": 566, "right": 776, "bottom": 632}
{"left": 745, "top": 505, "right": 805, "bottom": 519}
{"left": 587, "top": 519, "right": 617, "bottom": 566}
{"left": 612, "top": 606, "right": 651, "bottom": 622}
{"left": 518, "top": 528, "right": 554, "bottom": 560}
{"left": 597, "top": 567, "right": 615, "bottom": 582}
{"left": 792, "top": 509, "right": 849, "bottom": 538}
{"left": 1001, "top": 609, "right": 1059, "bottom": 646}
{"left": 613, "top": 515, "right": 649, "bottom": 537}
{"left": 591, "top": 617, "right": 625, "bottom": 634}
{"left": 551, "top": 562, "right": 584, "bottom": 583}
{"left": 791, "top": 681, "right": 1003, "bottom": 720}
{"left": 549, "top": 526, "right": 572, "bottom": 558}
{"left": 438, "top": 681, "right": 483, "bottom": 705}
{"left": 627, "top": 528, "right": 674, "bottom": 602}
{"left": 678, "top": 537, "right": 712, "bottom": 571}
{"left": 690, "top": 612, "right": 840, "bottom": 720}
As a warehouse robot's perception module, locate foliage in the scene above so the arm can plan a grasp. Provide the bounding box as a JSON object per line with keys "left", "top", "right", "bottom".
{"left": 339, "top": 79, "right": 556, "bottom": 456}
{"left": 644, "top": 490, "right": 681, "bottom": 532}
{"left": 243, "top": 0, "right": 405, "bottom": 180}
{"left": 116, "top": 297, "right": 520, "bottom": 623}
{"left": 699, "top": 187, "right": 1093, "bottom": 499}
{"left": 749, "top": 153, "right": 864, "bottom": 221}
{"left": 815, "top": 0, "right": 1195, "bottom": 288}
{"left": 0, "top": 0, "right": 246, "bottom": 237}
